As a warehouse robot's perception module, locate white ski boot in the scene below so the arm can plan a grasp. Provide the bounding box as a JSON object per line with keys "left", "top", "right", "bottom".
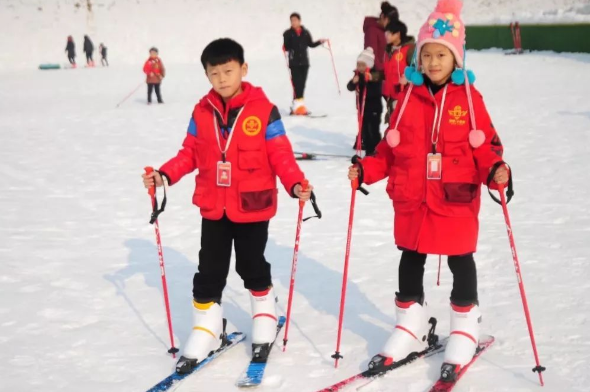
{"left": 176, "top": 300, "right": 224, "bottom": 374}
{"left": 249, "top": 287, "right": 278, "bottom": 362}
{"left": 440, "top": 302, "right": 481, "bottom": 381}
{"left": 368, "top": 295, "right": 430, "bottom": 373}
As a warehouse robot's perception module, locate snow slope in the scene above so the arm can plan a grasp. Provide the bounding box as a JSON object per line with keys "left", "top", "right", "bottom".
{"left": 2, "top": 1, "right": 590, "bottom": 392}
{"left": 2, "top": 0, "right": 590, "bottom": 71}
{"left": 2, "top": 47, "right": 590, "bottom": 391}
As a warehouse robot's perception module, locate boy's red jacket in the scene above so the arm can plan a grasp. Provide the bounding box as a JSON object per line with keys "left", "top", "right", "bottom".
{"left": 382, "top": 41, "right": 415, "bottom": 100}
{"left": 159, "top": 82, "right": 304, "bottom": 223}
{"left": 360, "top": 82, "right": 504, "bottom": 255}
{"left": 143, "top": 57, "right": 165, "bottom": 84}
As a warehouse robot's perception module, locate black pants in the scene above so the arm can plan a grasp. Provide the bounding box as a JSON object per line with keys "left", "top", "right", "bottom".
{"left": 192, "top": 215, "right": 272, "bottom": 301}
{"left": 147, "top": 83, "right": 163, "bottom": 103}
{"left": 398, "top": 250, "right": 478, "bottom": 305}
{"left": 290, "top": 66, "right": 309, "bottom": 99}
{"left": 101, "top": 56, "right": 108, "bottom": 66}
{"left": 85, "top": 53, "right": 93, "bottom": 64}
{"left": 68, "top": 56, "right": 76, "bottom": 65}
{"left": 362, "top": 111, "right": 382, "bottom": 155}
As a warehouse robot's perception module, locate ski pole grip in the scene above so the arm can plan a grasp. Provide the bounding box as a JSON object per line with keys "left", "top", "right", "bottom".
{"left": 351, "top": 155, "right": 369, "bottom": 195}
{"left": 144, "top": 166, "right": 156, "bottom": 197}
{"left": 486, "top": 161, "right": 513, "bottom": 205}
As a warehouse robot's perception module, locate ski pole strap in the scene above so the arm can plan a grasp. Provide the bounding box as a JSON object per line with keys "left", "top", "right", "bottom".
{"left": 303, "top": 191, "right": 323, "bottom": 221}
{"left": 149, "top": 171, "right": 167, "bottom": 224}
{"left": 351, "top": 155, "right": 369, "bottom": 195}
{"left": 486, "top": 161, "right": 513, "bottom": 205}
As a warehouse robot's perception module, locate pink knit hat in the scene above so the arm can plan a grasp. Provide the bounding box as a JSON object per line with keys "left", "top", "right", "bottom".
{"left": 416, "top": 0, "right": 466, "bottom": 67}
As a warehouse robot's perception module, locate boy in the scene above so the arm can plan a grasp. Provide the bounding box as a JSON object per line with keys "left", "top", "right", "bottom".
{"left": 143, "top": 47, "right": 165, "bottom": 104}
{"left": 347, "top": 47, "right": 383, "bottom": 155}
{"left": 99, "top": 43, "right": 108, "bottom": 66}
{"left": 142, "top": 38, "right": 313, "bottom": 374}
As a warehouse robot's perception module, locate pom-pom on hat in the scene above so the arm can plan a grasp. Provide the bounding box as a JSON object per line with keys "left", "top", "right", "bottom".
{"left": 357, "top": 47, "right": 375, "bottom": 69}
{"left": 417, "top": 0, "right": 466, "bottom": 67}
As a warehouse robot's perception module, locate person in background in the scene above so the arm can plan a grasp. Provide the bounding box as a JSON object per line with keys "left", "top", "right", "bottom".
{"left": 99, "top": 43, "right": 108, "bottom": 66}
{"left": 83, "top": 35, "right": 94, "bottom": 67}
{"left": 382, "top": 19, "right": 415, "bottom": 124}
{"left": 363, "top": 1, "right": 399, "bottom": 72}
{"left": 347, "top": 48, "right": 383, "bottom": 155}
{"left": 65, "top": 36, "right": 76, "bottom": 67}
{"left": 283, "top": 12, "right": 327, "bottom": 115}
{"left": 143, "top": 47, "right": 165, "bottom": 104}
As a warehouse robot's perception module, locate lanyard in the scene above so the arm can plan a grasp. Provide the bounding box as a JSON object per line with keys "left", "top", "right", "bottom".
{"left": 428, "top": 85, "right": 448, "bottom": 154}
{"left": 210, "top": 100, "right": 246, "bottom": 162}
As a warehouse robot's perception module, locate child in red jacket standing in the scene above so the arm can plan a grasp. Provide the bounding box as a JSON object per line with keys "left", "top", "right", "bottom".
{"left": 382, "top": 19, "right": 415, "bottom": 124}
{"left": 142, "top": 38, "right": 312, "bottom": 374}
{"left": 348, "top": 0, "right": 509, "bottom": 381}
{"left": 143, "top": 47, "right": 165, "bottom": 104}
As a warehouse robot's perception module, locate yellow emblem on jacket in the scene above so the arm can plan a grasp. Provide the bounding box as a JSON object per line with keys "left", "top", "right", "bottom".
{"left": 243, "top": 116, "right": 262, "bottom": 136}
{"left": 448, "top": 105, "right": 468, "bottom": 126}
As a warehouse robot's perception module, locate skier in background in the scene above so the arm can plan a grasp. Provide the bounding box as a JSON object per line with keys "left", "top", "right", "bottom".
{"left": 65, "top": 36, "right": 76, "bottom": 67}
{"left": 348, "top": 0, "right": 511, "bottom": 382}
{"left": 143, "top": 47, "right": 165, "bottom": 104}
{"left": 99, "top": 43, "right": 108, "bottom": 66}
{"left": 382, "top": 19, "right": 415, "bottom": 124}
{"left": 283, "top": 12, "right": 327, "bottom": 115}
{"left": 363, "top": 1, "right": 399, "bottom": 72}
{"left": 347, "top": 48, "right": 383, "bottom": 155}
{"left": 83, "top": 35, "right": 94, "bottom": 67}
{"left": 142, "top": 38, "right": 313, "bottom": 374}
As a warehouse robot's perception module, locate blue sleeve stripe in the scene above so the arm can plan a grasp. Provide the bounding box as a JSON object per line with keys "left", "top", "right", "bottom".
{"left": 187, "top": 118, "right": 197, "bottom": 136}
{"left": 266, "top": 119, "right": 286, "bottom": 140}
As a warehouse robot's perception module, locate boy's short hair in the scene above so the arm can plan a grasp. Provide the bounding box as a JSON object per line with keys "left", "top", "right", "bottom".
{"left": 201, "top": 38, "right": 245, "bottom": 69}
{"left": 149, "top": 47, "right": 159, "bottom": 53}
{"left": 290, "top": 12, "right": 301, "bottom": 20}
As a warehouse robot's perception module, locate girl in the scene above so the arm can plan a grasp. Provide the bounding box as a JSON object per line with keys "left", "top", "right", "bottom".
{"left": 348, "top": 0, "right": 509, "bottom": 381}
{"left": 382, "top": 19, "right": 415, "bottom": 124}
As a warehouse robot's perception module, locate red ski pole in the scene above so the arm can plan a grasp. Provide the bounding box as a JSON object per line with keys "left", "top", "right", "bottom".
{"left": 331, "top": 159, "right": 369, "bottom": 368}
{"left": 282, "top": 179, "right": 309, "bottom": 351}
{"left": 498, "top": 183, "right": 545, "bottom": 385}
{"left": 355, "top": 69, "right": 370, "bottom": 156}
{"left": 116, "top": 81, "right": 143, "bottom": 108}
{"left": 282, "top": 47, "right": 296, "bottom": 100}
{"left": 144, "top": 167, "right": 179, "bottom": 358}
{"left": 326, "top": 39, "right": 341, "bottom": 95}
{"left": 516, "top": 22, "right": 523, "bottom": 53}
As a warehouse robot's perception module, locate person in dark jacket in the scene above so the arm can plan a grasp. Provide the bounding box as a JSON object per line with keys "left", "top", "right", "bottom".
{"left": 363, "top": 1, "right": 399, "bottom": 72}
{"left": 65, "top": 36, "right": 76, "bottom": 67}
{"left": 99, "top": 43, "right": 108, "bottom": 66}
{"left": 347, "top": 48, "right": 383, "bottom": 155}
{"left": 283, "top": 12, "right": 326, "bottom": 115}
{"left": 83, "top": 35, "right": 94, "bottom": 67}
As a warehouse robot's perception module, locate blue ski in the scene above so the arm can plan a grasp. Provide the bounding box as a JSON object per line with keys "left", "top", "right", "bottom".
{"left": 235, "top": 316, "right": 286, "bottom": 388}
{"left": 146, "top": 331, "right": 246, "bottom": 392}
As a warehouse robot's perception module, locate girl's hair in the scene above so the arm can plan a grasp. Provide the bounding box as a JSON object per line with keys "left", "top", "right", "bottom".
{"left": 380, "top": 2, "right": 399, "bottom": 21}
{"left": 385, "top": 20, "right": 408, "bottom": 41}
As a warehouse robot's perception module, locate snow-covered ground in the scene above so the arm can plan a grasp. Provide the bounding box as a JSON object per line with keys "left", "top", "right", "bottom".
{"left": 2, "top": 47, "right": 590, "bottom": 391}
{"left": 2, "top": 0, "right": 590, "bottom": 71}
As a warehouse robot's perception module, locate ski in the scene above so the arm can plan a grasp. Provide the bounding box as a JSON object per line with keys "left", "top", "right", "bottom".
{"left": 289, "top": 111, "right": 328, "bottom": 118}
{"left": 294, "top": 151, "right": 351, "bottom": 161}
{"left": 317, "top": 337, "right": 448, "bottom": 392}
{"left": 427, "top": 335, "right": 495, "bottom": 392}
{"left": 146, "top": 331, "right": 246, "bottom": 392}
{"left": 235, "top": 316, "right": 286, "bottom": 388}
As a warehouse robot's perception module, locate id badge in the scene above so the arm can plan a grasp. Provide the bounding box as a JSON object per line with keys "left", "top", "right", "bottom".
{"left": 427, "top": 153, "right": 442, "bottom": 180}
{"left": 217, "top": 161, "right": 231, "bottom": 187}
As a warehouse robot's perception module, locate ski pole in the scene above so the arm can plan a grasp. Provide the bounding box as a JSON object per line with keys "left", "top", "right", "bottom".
{"left": 144, "top": 167, "right": 179, "bottom": 358}
{"left": 283, "top": 179, "right": 309, "bottom": 351}
{"left": 326, "top": 39, "right": 341, "bottom": 95}
{"left": 355, "top": 69, "right": 370, "bottom": 156}
{"left": 116, "top": 81, "right": 143, "bottom": 108}
{"left": 332, "top": 157, "right": 368, "bottom": 368}
{"left": 282, "top": 47, "right": 296, "bottom": 100}
{"left": 497, "top": 181, "right": 545, "bottom": 386}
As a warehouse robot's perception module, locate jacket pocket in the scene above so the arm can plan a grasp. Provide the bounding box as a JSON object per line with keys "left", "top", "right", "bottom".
{"left": 442, "top": 157, "right": 479, "bottom": 204}
{"left": 387, "top": 171, "right": 408, "bottom": 202}
{"left": 238, "top": 179, "right": 277, "bottom": 213}
{"left": 238, "top": 142, "right": 264, "bottom": 171}
{"left": 193, "top": 175, "right": 216, "bottom": 211}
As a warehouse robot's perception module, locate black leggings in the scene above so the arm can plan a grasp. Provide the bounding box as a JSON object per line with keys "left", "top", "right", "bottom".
{"left": 192, "top": 215, "right": 272, "bottom": 301}
{"left": 398, "top": 250, "right": 478, "bottom": 305}
{"left": 290, "top": 66, "right": 309, "bottom": 99}
{"left": 85, "top": 53, "right": 93, "bottom": 64}
{"left": 361, "top": 111, "right": 382, "bottom": 155}
{"left": 147, "top": 83, "right": 163, "bottom": 103}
